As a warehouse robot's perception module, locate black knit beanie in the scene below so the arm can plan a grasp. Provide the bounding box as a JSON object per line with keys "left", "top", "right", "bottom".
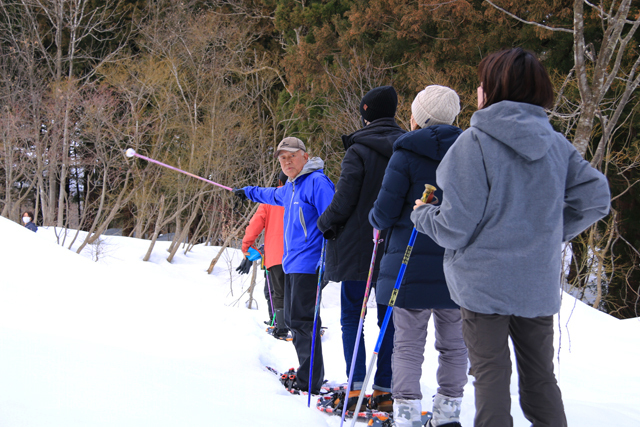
{"left": 359, "top": 86, "right": 398, "bottom": 123}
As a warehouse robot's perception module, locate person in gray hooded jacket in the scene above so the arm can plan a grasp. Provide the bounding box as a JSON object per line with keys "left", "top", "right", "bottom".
{"left": 411, "top": 48, "right": 610, "bottom": 427}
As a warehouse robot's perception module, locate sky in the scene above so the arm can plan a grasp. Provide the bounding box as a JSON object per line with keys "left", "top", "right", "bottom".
{"left": 1, "top": 216, "right": 639, "bottom": 427}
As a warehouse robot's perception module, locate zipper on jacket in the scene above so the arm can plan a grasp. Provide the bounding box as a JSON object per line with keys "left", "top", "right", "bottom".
{"left": 283, "top": 181, "right": 295, "bottom": 266}
{"left": 299, "top": 206, "right": 308, "bottom": 241}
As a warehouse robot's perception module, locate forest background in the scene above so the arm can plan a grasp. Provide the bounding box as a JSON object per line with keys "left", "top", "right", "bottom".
{"left": 0, "top": 0, "right": 638, "bottom": 319}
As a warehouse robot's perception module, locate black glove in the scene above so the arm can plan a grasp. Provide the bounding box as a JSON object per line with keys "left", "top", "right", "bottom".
{"left": 232, "top": 188, "right": 247, "bottom": 201}
{"left": 235, "top": 257, "right": 252, "bottom": 275}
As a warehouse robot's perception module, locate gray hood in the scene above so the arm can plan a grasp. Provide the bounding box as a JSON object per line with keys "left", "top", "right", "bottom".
{"left": 290, "top": 156, "right": 325, "bottom": 182}
{"left": 471, "top": 101, "right": 555, "bottom": 161}
{"left": 410, "top": 99, "right": 610, "bottom": 318}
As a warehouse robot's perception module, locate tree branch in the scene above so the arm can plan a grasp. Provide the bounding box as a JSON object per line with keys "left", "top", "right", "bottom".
{"left": 231, "top": 66, "right": 292, "bottom": 97}
{"left": 484, "top": 0, "right": 574, "bottom": 33}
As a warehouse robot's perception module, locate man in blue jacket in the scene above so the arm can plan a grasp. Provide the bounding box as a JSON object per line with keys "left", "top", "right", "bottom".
{"left": 233, "top": 137, "right": 335, "bottom": 394}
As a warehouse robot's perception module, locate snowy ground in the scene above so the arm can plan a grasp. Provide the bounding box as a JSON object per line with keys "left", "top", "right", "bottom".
{"left": 1, "top": 216, "right": 639, "bottom": 426}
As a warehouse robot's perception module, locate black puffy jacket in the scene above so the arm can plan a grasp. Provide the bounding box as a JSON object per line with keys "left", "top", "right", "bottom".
{"left": 318, "top": 117, "right": 406, "bottom": 282}
{"left": 369, "top": 125, "right": 462, "bottom": 309}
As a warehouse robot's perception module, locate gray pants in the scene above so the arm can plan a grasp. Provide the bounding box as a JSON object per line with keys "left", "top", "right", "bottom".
{"left": 461, "top": 308, "right": 567, "bottom": 427}
{"left": 392, "top": 307, "right": 468, "bottom": 400}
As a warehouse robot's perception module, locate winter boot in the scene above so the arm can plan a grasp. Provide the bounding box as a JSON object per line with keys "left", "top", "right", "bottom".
{"left": 328, "top": 390, "right": 367, "bottom": 413}
{"left": 345, "top": 389, "right": 368, "bottom": 412}
{"left": 368, "top": 389, "right": 394, "bottom": 413}
{"left": 273, "top": 309, "right": 290, "bottom": 340}
{"left": 267, "top": 327, "right": 293, "bottom": 341}
{"left": 393, "top": 398, "right": 423, "bottom": 427}
{"left": 428, "top": 393, "right": 462, "bottom": 427}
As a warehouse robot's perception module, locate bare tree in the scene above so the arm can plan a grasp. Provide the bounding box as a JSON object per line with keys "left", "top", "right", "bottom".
{"left": 485, "top": 0, "right": 640, "bottom": 160}
{"left": 0, "top": 0, "right": 134, "bottom": 226}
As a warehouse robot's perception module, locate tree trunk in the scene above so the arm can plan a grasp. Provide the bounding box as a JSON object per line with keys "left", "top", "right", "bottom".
{"left": 246, "top": 261, "right": 258, "bottom": 310}
{"left": 143, "top": 195, "right": 166, "bottom": 262}
{"left": 167, "top": 194, "right": 203, "bottom": 263}
{"left": 76, "top": 171, "right": 133, "bottom": 254}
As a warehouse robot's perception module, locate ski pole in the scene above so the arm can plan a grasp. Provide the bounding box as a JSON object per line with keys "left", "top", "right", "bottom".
{"left": 265, "top": 269, "right": 276, "bottom": 326}
{"left": 308, "top": 238, "right": 327, "bottom": 407}
{"left": 125, "top": 148, "right": 233, "bottom": 191}
{"left": 349, "top": 184, "right": 436, "bottom": 427}
{"left": 339, "top": 228, "right": 382, "bottom": 427}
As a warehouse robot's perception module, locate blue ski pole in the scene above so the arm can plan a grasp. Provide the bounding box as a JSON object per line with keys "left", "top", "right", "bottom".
{"left": 339, "top": 228, "right": 382, "bottom": 427}
{"left": 308, "top": 238, "right": 327, "bottom": 407}
{"left": 349, "top": 184, "right": 436, "bottom": 427}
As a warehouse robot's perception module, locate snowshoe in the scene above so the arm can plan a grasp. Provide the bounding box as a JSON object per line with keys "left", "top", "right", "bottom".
{"left": 368, "top": 411, "right": 433, "bottom": 427}
{"left": 316, "top": 390, "right": 368, "bottom": 416}
{"left": 317, "top": 391, "right": 384, "bottom": 420}
{"left": 317, "top": 390, "right": 432, "bottom": 426}
{"left": 265, "top": 326, "right": 292, "bottom": 341}
{"left": 265, "top": 366, "right": 344, "bottom": 396}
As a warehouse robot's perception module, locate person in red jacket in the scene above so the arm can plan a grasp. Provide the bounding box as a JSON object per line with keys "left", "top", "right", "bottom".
{"left": 237, "top": 172, "right": 288, "bottom": 339}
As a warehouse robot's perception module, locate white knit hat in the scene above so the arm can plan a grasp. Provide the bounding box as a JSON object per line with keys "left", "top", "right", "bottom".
{"left": 411, "top": 85, "right": 460, "bottom": 128}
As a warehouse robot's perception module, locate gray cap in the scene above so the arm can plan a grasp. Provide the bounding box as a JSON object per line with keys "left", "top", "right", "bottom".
{"left": 275, "top": 137, "right": 306, "bottom": 157}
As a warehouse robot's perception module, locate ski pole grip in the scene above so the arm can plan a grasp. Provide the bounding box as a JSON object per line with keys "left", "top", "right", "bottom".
{"left": 421, "top": 184, "right": 437, "bottom": 203}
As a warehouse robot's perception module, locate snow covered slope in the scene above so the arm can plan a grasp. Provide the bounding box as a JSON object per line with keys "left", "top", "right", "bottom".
{"left": 0, "top": 216, "right": 638, "bottom": 426}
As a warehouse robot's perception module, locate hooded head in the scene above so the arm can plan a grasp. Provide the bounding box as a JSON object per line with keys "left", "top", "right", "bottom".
{"left": 411, "top": 85, "right": 460, "bottom": 128}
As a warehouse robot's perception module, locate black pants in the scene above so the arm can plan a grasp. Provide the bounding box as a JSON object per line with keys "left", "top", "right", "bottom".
{"left": 461, "top": 308, "right": 567, "bottom": 427}
{"left": 264, "top": 264, "right": 285, "bottom": 318}
{"left": 284, "top": 272, "right": 324, "bottom": 393}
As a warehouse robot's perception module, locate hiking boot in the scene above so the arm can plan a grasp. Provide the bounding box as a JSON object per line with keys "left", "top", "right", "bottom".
{"left": 272, "top": 309, "right": 291, "bottom": 340}
{"left": 271, "top": 328, "right": 292, "bottom": 341}
{"left": 368, "top": 390, "right": 393, "bottom": 413}
{"left": 326, "top": 390, "right": 367, "bottom": 413}
{"left": 393, "top": 398, "right": 423, "bottom": 427}
{"left": 345, "top": 389, "right": 368, "bottom": 412}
